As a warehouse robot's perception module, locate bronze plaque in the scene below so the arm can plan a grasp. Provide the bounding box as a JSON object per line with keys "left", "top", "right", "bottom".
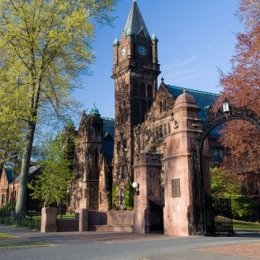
{"left": 171, "top": 178, "right": 181, "bottom": 198}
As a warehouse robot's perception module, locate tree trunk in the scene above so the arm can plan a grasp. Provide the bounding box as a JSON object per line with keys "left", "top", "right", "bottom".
{"left": 15, "top": 121, "right": 36, "bottom": 217}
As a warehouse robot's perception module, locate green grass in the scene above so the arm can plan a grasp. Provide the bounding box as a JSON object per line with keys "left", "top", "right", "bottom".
{"left": 233, "top": 220, "right": 260, "bottom": 231}
{"left": 0, "top": 241, "right": 50, "bottom": 249}
{"left": 0, "top": 233, "right": 16, "bottom": 239}
{"left": 57, "top": 213, "right": 75, "bottom": 219}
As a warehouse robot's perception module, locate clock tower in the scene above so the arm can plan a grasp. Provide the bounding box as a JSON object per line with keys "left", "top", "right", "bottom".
{"left": 112, "top": 0, "right": 160, "bottom": 208}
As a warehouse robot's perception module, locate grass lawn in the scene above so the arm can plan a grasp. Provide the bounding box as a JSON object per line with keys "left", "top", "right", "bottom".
{"left": 0, "top": 232, "right": 16, "bottom": 239}
{"left": 57, "top": 213, "right": 75, "bottom": 219}
{"left": 233, "top": 220, "right": 260, "bottom": 231}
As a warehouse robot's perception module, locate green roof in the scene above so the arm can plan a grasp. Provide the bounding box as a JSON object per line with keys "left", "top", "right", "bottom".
{"left": 89, "top": 104, "right": 100, "bottom": 116}
{"left": 123, "top": 0, "right": 150, "bottom": 37}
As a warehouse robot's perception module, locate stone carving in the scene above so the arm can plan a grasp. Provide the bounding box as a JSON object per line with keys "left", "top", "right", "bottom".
{"left": 168, "top": 139, "right": 180, "bottom": 155}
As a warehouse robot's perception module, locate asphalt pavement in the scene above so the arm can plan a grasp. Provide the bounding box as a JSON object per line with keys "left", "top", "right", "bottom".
{"left": 0, "top": 224, "right": 259, "bottom": 260}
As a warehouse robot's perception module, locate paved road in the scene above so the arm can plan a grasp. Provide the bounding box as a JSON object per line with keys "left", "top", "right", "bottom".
{"left": 0, "top": 225, "right": 259, "bottom": 260}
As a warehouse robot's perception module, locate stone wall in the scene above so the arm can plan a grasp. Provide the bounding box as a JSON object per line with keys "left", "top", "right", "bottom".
{"left": 88, "top": 210, "right": 133, "bottom": 226}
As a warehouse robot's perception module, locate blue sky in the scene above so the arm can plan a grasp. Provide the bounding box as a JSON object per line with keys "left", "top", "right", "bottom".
{"left": 74, "top": 0, "right": 243, "bottom": 119}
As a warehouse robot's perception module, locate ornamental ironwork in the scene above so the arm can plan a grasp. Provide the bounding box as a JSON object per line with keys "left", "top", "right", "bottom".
{"left": 191, "top": 103, "right": 260, "bottom": 235}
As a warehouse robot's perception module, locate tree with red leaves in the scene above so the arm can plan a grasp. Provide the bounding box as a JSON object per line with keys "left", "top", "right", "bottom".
{"left": 219, "top": 0, "right": 260, "bottom": 191}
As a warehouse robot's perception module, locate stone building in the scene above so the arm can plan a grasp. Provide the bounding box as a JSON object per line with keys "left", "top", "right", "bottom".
{"left": 69, "top": 1, "right": 260, "bottom": 233}
{"left": 69, "top": 1, "right": 219, "bottom": 225}
{"left": 68, "top": 106, "right": 114, "bottom": 211}
{"left": 1, "top": 1, "right": 258, "bottom": 232}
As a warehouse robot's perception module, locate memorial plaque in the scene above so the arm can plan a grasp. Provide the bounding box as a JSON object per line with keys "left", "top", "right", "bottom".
{"left": 171, "top": 178, "right": 181, "bottom": 198}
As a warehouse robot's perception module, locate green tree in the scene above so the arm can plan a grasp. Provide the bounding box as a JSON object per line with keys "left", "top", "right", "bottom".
{"left": 123, "top": 182, "right": 134, "bottom": 210}
{"left": 29, "top": 134, "right": 73, "bottom": 208}
{"left": 211, "top": 167, "right": 254, "bottom": 219}
{"left": 0, "top": 0, "right": 116, "bottom": 216}
{"left": 0, "top": 74, "right": 27, "bottom": 168}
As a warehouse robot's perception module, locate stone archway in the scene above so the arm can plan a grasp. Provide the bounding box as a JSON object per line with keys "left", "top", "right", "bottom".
{"left": 192, "top": 102, "right": 260, "bottom": 235}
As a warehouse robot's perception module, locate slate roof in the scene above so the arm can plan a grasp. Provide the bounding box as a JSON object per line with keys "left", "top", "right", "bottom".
{"left": 13, "top": 165, "right": 41, "bottom": 183}
{"left": 3, "top": 166, "right": 14, "bottom": 183}
{"left": 123, "top": 0, "right": 150, "bottom": 37}
{"left": 103, "top": 118, "right": 115, "bottom": 137}
{"left": 165, "top": 85, "right": 219, "bottom": 121}
{"left": 102, "top": 133, "right": 114, "bottom": 164}
{"left": 102, "top": 118, "right": 115, "bottom": 164}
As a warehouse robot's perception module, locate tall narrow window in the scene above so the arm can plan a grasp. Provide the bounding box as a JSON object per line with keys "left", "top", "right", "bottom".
{"left": 147, "top": 84, "right": 153, "bottom": 99}
{"left": 140, "top": 83, "right": 146, "bottom": 97}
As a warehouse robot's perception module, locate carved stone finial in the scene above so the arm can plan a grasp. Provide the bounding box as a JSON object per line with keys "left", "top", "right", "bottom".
{"left": 161, "top": 77, "right": 164, "bottom": 82}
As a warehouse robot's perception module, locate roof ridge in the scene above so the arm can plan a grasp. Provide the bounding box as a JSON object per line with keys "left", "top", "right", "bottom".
{"left": 102, "top": 117, "right": 115, "bottom": 121}
{"left": 166, "top": 84, "right": 219, "bottom": 97}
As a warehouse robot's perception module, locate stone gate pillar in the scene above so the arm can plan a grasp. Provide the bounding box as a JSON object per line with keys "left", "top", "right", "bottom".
{"left": 163, "top": 91, "right": 202, "bottom": 236}
{"left": 133, "top": 152, "right": 162, "bottom": 233}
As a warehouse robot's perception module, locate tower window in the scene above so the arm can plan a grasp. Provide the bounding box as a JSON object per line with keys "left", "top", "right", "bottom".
{"left": 160, "top": 101, "right": 163, "bottom": 113}
{"left": 147, "top": 85, "right": 153, "bottom": 99}
{"left": 94, "top": 148, "right": 99, "bottom": 167}
{"left": 159, "top": 125, "right": 163, "bottom": 138}
{"left": 117, "top": 142, "right": 121, "bottom": 154}
{"left": 164, "top": 124, "right": 167, "bottom": 135}
{"left": 140, "top": 83, "right": 146, "bottom": 97}
{"left": 133, "top": 83, "right": 139, "bottom": 96}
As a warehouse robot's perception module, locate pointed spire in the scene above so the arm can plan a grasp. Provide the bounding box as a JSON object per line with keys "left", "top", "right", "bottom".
{"left": 151, "top": 32, "right": 158, "bottom": 41}
{"left": 113, "top": 36, "right": 119, "bottom": 46}
{"left": 123, "top": 0, "right": 150, "bottom": 38}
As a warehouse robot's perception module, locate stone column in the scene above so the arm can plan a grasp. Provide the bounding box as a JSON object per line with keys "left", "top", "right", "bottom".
{"left": 76, "top": 209, "right": 88, "bottom": 232}
{"left": 41, "top": 207, "right": 57, "bottom": 233}
{"left": 133, "top": 152, "right": 162, "bottom": 233}
{"left": 163, "top": 92, "right": 202, "bottom": 236}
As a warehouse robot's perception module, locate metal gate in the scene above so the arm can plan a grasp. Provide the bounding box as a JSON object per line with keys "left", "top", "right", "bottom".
{"left": 205, "top": 195, "right": 234, "bottom": 236}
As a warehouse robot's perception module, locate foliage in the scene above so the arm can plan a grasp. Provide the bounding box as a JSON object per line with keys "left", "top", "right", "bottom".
{"left": 123, "top": 182, "right": 134, "bottom": 210}
{"left": 62, "top": 122, "right": 77, "bottom": 171}
{"left": 0, "top": 233, "right": 15, "bottom": 239}
{"left": 218, "top": 0, "right": 260, "bottom": 176}
{"left": 0, "top": 201, "right": 16, "bottom": 213}
{"left": 112, "top": 182, "right": 134, "bottom": 210}
{"left": 112, "top": 185, "right": 120, "bottom": 210}
{"left": 210, "top": 167, "right": 254, "bottom": 219}
{"left": 0, "top": 79, "right": 27, "bottom": 166}
{"left": 29, "top": 135, "right": 73, "bottom": 207}
{"left": 0, "top": 0, "right": 116, "bottom": 214}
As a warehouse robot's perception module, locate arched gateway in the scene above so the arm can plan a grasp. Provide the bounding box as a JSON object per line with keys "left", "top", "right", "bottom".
{"left": 133, "top": 96, "right": 260, "bottom": 236}
{"left": 192, "top": 101, "right": 260, "bottom": 235}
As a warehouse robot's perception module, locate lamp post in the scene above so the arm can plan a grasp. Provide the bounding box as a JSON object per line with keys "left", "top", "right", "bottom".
{"left": 222, "top": 99, "right": 230, "bottom": 113}
{"left": 132, "top": 181, "right": 139, "bottom": 195}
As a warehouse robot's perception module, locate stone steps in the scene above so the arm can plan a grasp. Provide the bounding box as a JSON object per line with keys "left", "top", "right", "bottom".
{"left": 88, "top": 224, "right": 133, "bottom": 232}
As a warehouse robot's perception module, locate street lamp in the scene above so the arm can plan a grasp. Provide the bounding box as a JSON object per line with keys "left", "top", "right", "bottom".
{"left": 222, "top": 99, "right": 230, "bottom": 113}
{"left": 132, "top": 182, "right": 139, "bottom": 195}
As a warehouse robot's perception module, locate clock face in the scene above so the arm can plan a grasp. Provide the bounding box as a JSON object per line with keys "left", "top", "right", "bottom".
{"left": 137, "top": 45, "right": 147, "bottom": 56}
{"left": 121, "top": 47, "right": 126, "bottom": 57}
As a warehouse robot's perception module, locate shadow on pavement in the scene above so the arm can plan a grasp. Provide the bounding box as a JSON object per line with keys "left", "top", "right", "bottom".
{"left": 233, "top": 231, "right": 260, "bottom": 238}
